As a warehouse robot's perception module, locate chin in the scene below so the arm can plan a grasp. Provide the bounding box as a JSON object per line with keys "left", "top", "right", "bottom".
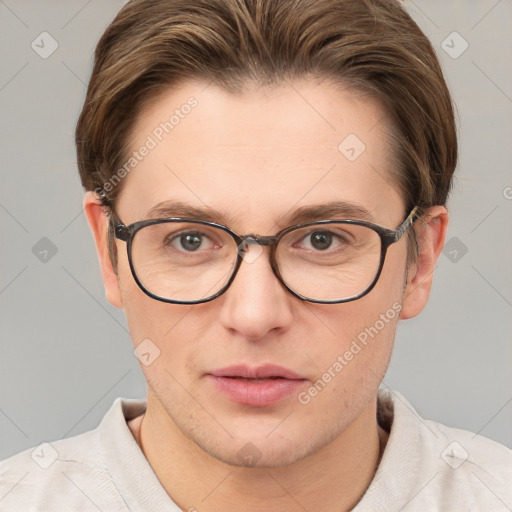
{"left": 207, "top": 441, "right": 313, "bottom": 468}
{"left": 191, "top": 423, "right": 338, "bottom": 469}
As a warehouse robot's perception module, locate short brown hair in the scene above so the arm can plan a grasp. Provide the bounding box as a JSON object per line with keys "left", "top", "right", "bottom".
{"left": 76, "top": 0, "right": 457, "bottom": 262}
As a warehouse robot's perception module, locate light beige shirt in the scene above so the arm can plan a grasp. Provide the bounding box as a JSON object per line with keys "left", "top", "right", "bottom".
{"left": 1, "top": 389, "right": 511, "bottom": 511}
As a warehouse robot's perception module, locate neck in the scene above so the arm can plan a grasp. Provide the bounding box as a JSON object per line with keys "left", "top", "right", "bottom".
{"left": 131, "top": 395, "right": 387, "bottom": 512}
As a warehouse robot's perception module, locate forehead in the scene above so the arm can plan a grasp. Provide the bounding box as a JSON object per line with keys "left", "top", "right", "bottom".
{"left": 117, "top": 79, "right": 404, "bottom": 228}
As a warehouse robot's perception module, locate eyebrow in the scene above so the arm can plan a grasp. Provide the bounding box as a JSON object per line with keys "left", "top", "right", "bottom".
{"left": 281, "top": 201, "right": 376, "bottom": 225}
{"left": 143, "top": 200, "right": 375, "bottom": 227}
{"left": 144, "top": 201, "right": 233, "bottom": 224}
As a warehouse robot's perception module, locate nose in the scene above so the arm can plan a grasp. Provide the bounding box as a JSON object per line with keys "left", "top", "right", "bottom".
{"left": 218, "top": 245, "right": 294, "bottom": 341}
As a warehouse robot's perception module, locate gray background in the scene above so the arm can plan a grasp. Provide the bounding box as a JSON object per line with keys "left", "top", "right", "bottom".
{"left": 0, "top": 0, "right": 511, "bottom": 461}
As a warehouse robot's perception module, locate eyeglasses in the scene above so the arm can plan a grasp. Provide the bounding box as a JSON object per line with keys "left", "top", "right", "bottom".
{"left": 111, "top": 206, "right": 419, "bottom": 305}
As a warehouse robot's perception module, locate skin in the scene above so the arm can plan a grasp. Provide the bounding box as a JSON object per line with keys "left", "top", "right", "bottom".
{"left": 84, "top": 79, "right": 448, "bottom": 511}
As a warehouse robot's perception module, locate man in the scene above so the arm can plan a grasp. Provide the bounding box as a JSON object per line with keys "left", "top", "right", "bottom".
{"left": 1, "top": 0, "right": 511, "bottom": 510}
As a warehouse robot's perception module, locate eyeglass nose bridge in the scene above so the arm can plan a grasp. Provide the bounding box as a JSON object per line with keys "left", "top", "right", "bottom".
{"left": 237, "top": 233, "right": 279, "bottom": 253}
{"left": 237, "top": 234, "right": 278, "bottom": 249}
{"left": 235, "top": 234, "right": 281, "bottom": 266}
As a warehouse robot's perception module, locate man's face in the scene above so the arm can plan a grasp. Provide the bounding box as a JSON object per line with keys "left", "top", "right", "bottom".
{"left": 103, "top": 79, "right": 413, "bottom": 466}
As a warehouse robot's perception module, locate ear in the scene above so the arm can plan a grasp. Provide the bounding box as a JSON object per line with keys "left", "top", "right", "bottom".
{"left": 400, "top": 205, "right": 448, "bottom": 319}
{"left": 83, "top": 192, "right": 124, "bottom": 309}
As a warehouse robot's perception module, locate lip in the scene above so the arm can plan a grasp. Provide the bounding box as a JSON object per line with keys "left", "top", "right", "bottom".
{"left": 208, "top": 364, "right": 307, "bottom": 407}
{"left": 210, "top": 364, "right": 304, "bottom": 380}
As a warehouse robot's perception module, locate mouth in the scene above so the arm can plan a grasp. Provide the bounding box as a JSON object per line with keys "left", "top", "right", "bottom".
{"left": 207, "top": 365, "right": 307, "bottom": 407}
{"left": 210, "top": 364, "right": 303, "bottom": 380}
{"left": 227, "top": 377, "right": 283, "bottom": 382}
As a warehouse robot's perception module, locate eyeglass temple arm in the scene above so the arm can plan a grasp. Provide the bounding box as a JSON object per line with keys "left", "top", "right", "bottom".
{"left": 107, "top": 212, "right": 131, "bottom": 242}
{"left": 393, "top": 206, "right": 420, "bottom": 241}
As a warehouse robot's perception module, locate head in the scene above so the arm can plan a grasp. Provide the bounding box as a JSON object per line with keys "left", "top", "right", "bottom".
{"left": 78, "top": 0, "right": 456, "bottom": 467}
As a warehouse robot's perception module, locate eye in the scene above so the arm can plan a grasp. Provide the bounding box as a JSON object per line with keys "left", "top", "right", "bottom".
{"left": 166, "top": 231, "right": 214, "bottom": 252}
{"left": 307, "top": 231, "right": 333, "bottom": 251}
{"left": 299, "top": 230, "right": 349, "bottom": 251}
{"left": 178, "top": 232, "right": 203, "bottom": 251}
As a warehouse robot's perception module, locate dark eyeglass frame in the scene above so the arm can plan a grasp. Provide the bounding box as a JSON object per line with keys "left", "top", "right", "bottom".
{"left": 111, "top": 206, "right": 419, "bottom": 305}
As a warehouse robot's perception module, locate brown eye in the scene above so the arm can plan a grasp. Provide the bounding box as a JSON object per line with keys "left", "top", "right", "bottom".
{"left": 309, "top": 231, "right": 333, "bottom": 251}
{"left": 177, "top": 232, "right": 203, "bottom": 251}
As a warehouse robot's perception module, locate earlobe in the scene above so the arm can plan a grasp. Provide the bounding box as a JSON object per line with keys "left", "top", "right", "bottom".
{"left": 83, "top": 192, "right": 124, "bottom": 309}
{"left": 400, "top": 206, "right": 448, "bottom": 320}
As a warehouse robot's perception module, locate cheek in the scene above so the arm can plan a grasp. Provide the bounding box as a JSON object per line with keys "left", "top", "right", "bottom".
{"left": 297, "top": 246, "right": 406, "bottom": 407}
{"left": 116, "top": 252, "right": 180, "bottom": 345}
{"left": 295, "top": 298, "right": 400, "bottom": 431}
{"left": 380, "top": 240, "right": 409, "bottom": 292}
{"left": 118, "top": 265, "right": 213, "bottom": 389}
{"left": 316, "top": 295, "right": 400, "bottom": 376}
